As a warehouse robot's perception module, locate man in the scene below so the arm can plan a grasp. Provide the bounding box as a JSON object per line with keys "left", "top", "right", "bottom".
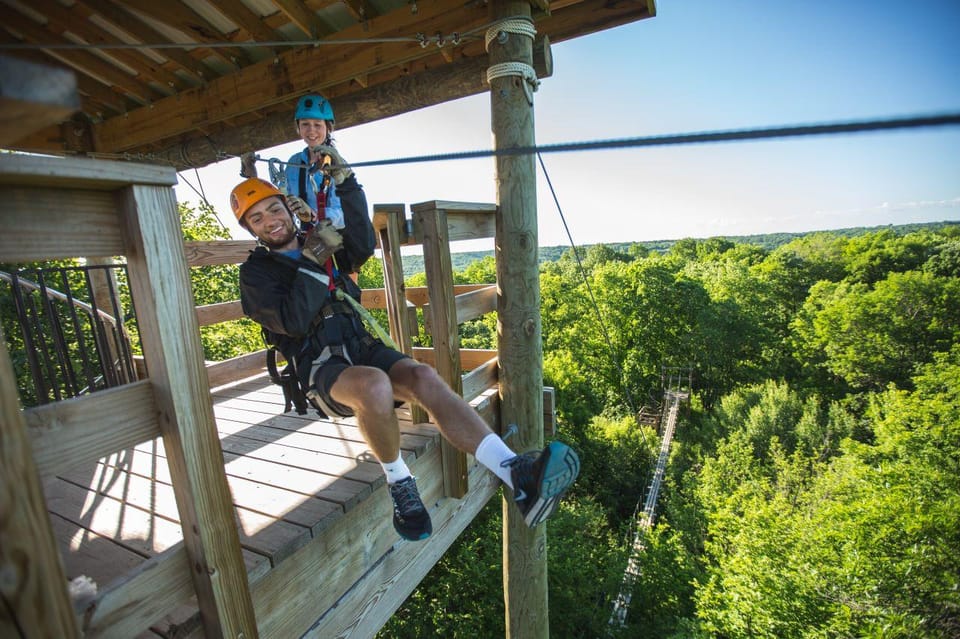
{"left": 230, "top": 175, "right": 579, "bottom": 541}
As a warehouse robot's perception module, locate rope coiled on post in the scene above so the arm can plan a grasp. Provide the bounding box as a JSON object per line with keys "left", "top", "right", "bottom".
{"left": 485, "top": 17, "right": 539, "bottom": 105}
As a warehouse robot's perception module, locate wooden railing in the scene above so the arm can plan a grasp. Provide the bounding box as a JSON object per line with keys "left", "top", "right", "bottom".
{"left": 186, "top": 200, "right": 503, "bottom": 499}
{"left": 1, "top": 153, "right": 557, "bottom": 637}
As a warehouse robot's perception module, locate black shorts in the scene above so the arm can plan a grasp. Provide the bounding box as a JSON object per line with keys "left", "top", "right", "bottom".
{"left": 308, "top": 319, "right": 409, "bottom": 417}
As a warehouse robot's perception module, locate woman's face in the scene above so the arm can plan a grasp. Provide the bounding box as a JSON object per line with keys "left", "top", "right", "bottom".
{"left": 297, "top": 118, "right": 328, "bottom": 147}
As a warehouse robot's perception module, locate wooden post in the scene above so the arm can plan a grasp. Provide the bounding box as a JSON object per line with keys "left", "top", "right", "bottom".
{"left": 0, "top": 328, "right": 80, "bottom": 637}
{"left": 373, "top": 203, "right": 428, "bottom": 425}
{"left": 413, "top": 202, "right": 469, "bottom": 498}
{"left": 488, "top": 2, "right": 549, "bottom": 637}
{"left": 119, "top": 183, "right": 259, "bottom": 638}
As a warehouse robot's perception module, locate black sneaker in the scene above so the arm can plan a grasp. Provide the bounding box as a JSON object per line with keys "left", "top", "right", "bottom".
{"left": 501, "top": 440, "right": 580, "bottom": 527}
{"left": 389, "top": 476, "right": 432, "bottom": 541}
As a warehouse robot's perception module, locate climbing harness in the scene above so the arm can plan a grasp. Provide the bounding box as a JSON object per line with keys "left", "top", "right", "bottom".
{"left": 333, "top": 288, "right": 398, "bottom": 351}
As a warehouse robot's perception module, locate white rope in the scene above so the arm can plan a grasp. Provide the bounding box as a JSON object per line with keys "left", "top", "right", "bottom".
{"left": 484, "top": 18, "right": 537, "bottom": 51}
{"left": 484, "top": 18, "right": 539, "bottom": 105}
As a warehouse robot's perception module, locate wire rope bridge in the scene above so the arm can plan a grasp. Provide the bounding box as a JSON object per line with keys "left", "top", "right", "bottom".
{"left": 609, "top": 368, "right": 691, "bottom": 629}
{"left": 0, "top": 155, "right": 556, "bottom": 637}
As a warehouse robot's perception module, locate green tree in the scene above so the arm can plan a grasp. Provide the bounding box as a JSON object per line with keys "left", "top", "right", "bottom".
{"left": 794, "top": 271, "right": 960, "bottom": 391}
{"left": 180, "top": 201, "right": 262, "bottom": 360}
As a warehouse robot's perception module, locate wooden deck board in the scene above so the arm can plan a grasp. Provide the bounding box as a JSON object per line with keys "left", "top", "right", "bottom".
{"left": 42, "top": 374, "right": 443, "bottom": 629}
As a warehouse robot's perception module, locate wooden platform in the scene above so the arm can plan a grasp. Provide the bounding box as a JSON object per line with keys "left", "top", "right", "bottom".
{"left": 41, "top": 374, "right": 445, "bottom": 636}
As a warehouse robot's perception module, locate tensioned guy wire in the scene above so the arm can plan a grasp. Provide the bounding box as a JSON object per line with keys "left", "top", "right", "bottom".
{"left": 537, "top": 151, "right": 644, "bottom": 441}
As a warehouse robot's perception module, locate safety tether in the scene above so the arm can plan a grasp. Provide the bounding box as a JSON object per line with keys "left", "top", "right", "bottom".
{"left": 485, "top": 17, "right": 539, "bottom": 106}
{"left": 333, "top": 288, "right": 399, "bottom": 351}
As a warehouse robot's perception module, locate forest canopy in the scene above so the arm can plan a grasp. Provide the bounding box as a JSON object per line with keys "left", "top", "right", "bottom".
{"left": 382, "top": 221, "right": 960, "bottom": 638}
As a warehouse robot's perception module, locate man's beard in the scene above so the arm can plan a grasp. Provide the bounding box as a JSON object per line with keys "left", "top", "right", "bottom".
{"left": 258, "top": 224, "right": 297, "bottom": 250}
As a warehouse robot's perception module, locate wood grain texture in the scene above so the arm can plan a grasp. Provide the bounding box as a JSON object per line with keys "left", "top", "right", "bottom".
{"left": 0, "top": 333, "right": 79, "bottom": 637}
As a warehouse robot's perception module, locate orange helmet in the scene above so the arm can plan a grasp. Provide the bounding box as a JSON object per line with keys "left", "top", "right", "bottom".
{"left": 230, "top": 177, "right": 283, "bottom": 224}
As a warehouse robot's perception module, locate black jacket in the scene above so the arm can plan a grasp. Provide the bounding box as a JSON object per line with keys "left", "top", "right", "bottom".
{"left": 240, "top": 173, "right": 372, "bottom": 362}
{"left": 240, "top": 243, "right": 334, "bottom": 365}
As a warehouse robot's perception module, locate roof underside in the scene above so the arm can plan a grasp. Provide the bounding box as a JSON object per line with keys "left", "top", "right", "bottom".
{"left": 0, "top": 0, "right": 655, "bottom": 169}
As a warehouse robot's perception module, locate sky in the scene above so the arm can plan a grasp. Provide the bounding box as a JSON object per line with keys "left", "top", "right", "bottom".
{"left": 175, "top": 0, "right": 960, "bottom": 249}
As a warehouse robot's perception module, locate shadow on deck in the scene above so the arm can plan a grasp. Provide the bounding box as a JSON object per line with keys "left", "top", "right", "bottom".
{"left": 42, "top": 375, "right": 502, "bottom": 637}
{"left": 1, "top": 155, "right": 551, "bottom": 637}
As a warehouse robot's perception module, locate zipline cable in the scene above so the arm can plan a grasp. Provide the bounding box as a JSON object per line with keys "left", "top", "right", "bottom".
{"left": 89, "top": 111, "right": 960, "bottom": 171}
{"left": 337, "top": 111, "right": 960, "bottom": 169}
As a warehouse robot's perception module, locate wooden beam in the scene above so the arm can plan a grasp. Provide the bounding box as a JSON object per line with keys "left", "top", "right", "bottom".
{"left": 373, "top": 203, "right": 429, "bottom": 424}
{"left": 208, "top": 0, "right": 289, "bottom": 48}
{"left": 272, "top": 0, "right": 331, "bottom": 38}
{"left": 0, "top": 38, "right": 127, "bottom": 117}
{"left": 413, "top": 347, "right": 496, "bottom": 371}
{"left": 85, "top": 547, "right": 193, "bottom": 636}
{"left": 410, "top": 201, "right": 498, "bottom": 243}
{"left": 423, "top": 284, "right": 496, "bottom": 333}
{"left": 196, "top": 300, "right": 244, "bottom": 326}
{"left": 119, "top": 182, "right": 258, "bottom": 636}
{"left": 488, "top": 2, "right": 549, "bottom": 636}
{"left": 462, "top": 356, "right": 498, "bottom": 402}
{"left": 206, "top": 350, "right": 269, "bottom": 388}
{"left": 413, "top": 201, "right": 468, "bottom": 498}
{"left": 0, "top": 186, "right": 124, "bottom": 260}
{"left": 28, "top": 0, "right": 187, "bottom": 92}
{"left": 115, "top": 0, "right": 249, "bottom": 66}
{"left": 90, "top": 0, "right": 494, "bottom": 153}
{"left": 404, "top": 283, "right": 492, "bottom": 308}
{"left": 133, "top": 37, "right": 552, "bottom": 169}
{"left": 0, "top": 54, "right": 79, "bottom": 147}
{"left": 0, "top": 330, "right": 79, "bottom": 636}
{"left": 76, "top": 0, "right": 212, "bottom": 81}
{"left": 0, "top": 153, "right": 176, "bottom": 188}
{"left": 23, "top": 380, "right": 160, "bottom": 479}
{"left": 183, "top": 239, "right": 256, "bottom": 267}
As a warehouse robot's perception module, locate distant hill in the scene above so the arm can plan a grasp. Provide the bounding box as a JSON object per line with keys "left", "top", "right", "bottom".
{"left": 399, "top": 220, "right": 959, "bottom": 278}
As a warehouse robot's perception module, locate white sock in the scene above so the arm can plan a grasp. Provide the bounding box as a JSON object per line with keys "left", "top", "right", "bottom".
{"left": 474, "top": 433, "right": 517, "bottom": 489}
{"left": 380, "top": 454, "right": 412, "bottom": 484}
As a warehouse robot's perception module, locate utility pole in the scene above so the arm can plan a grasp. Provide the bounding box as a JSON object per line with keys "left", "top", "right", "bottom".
{"left": 489, "top": 1, "right": 549, "bottom": 636}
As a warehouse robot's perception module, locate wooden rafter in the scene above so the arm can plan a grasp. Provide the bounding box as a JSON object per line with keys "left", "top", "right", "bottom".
{"left": 27, "top": 0, "right": 187, "bottom": 93}
{"left": 0, "top": 0, "right": 655, "bottom": 157}
{"left": 90, "top": 0, "right": 492, "bottom": 152}
{"left": 76, "top": 0, "right": 212, "bottom": 81}
{"left": 207, "top": 0, "right": 288, "bottom": 48}
{"left": 272, "top": 0, "right": 330, "bottom": 39}
{"left": 115, "top": 0, "right": 249, "bottom": 67}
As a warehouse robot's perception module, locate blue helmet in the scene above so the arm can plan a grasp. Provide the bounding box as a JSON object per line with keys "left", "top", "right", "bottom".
{"left": 294, "top": 94, "right": 334, "bottom": 121}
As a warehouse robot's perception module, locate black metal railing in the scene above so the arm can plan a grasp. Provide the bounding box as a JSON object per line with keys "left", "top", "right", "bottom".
{"left": 1, "top": 264, "right": 139, "bottom": 407}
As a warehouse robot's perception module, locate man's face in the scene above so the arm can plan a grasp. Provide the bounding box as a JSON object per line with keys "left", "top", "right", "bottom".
{"left": 244, "top": 196, "right": 297, "bottom": 250}
{"left": 297, "top": 118, "right": 328, "bottom": 148}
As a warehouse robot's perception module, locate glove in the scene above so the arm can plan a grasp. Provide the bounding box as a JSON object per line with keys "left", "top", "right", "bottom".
{"left": 302, "top": 218, "right": 344, "bottom": 266}
{"left": 310, "top": 144, "right": 354, "bottom": 185}
{"left": 285, "top": 195, "right": 315, "bottom": 224}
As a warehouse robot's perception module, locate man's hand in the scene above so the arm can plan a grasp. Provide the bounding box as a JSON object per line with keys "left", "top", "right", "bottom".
{"left": 285, "top": 195, "right": 315, "bottom": 224}
{"left": 302, "top": 218, "right": 344, "bottom": 266}
{"left": 310, "top": 144, "right": 354, "bottom": 185}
